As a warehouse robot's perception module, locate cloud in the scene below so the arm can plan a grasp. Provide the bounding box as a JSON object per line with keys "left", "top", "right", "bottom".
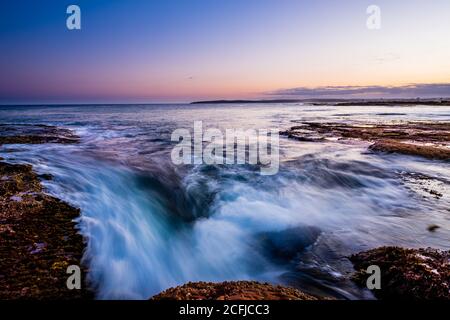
{"left": 267, "top": 83, "right": 450, "bottom": 99}
{"left": 371, "top": 53, "right": 400, "bottom": 65}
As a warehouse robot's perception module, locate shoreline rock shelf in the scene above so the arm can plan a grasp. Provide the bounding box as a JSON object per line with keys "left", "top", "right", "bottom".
{"left": 0, "top": 124, "right": 80, "bottom": 145}
{"left": 0, "top": 125, "right": 91, "bottom": 299}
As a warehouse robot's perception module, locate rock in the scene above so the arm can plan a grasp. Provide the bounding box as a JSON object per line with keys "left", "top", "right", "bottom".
{"left": 369, "top": 140, "right": 450, "bottom": 160}
{"left": 0, "top": 160, "right": 92, "bottom": 299}
{"left": 38, "top": 173, "right": 53, "bottom": 181}
{"left": 398, "top": 171, "right": 448, "bottom": 201}
{"left": 427, "top": 225, "right": 440, "bottom": 232}
{"left": 0, "top": 225, "right": 15, "bottom": 237}
{"left": 282, "top": 122, "right": 450, "bottom": 160}
{"left": 0, "top": 124, "right": 79, "bottom": 145}
{"left": 0, "top": 126, "right": 92, "bottom": 299}
{"left": 151, "top": 281, "right": 318, "bottom": 300}
{"left": 51, "top": 261, "right": 69, "bottom": 272}
{"left": 255, "top": 225, "right": 321, "bottom": 264}
{"left": 349, "top": 247, "right": 450, "bottom": 300}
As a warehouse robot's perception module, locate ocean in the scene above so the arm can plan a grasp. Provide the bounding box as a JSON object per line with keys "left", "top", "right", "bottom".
{"left": 1, "top": 103, "right": 449, "bottom": 299}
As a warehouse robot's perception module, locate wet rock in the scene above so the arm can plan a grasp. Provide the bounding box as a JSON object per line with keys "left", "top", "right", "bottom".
{"left": 0, "top": 124, "right": 79, "bottom": 145}
{"left": 349, "top": 247, "right": 450, "bottom": 300}
{"left": 369, "top": 140, "right": 450, "bottom": 160}
{"left": 282, "top": 234, "right": 375, "bottom": 300}
{"left": 282, "top": 122, "right": 450, "bottom": 160}
{"left": 0, "top": 160, "right": 92, "bottom": 299}
{"left": 38, "top": 173, "right": 53, "bottom": 181}
{"left": 428, "top": 190, "right": 443, "bottom": 198}
{"left": 427, "top": 225, "right": 440, "bottom": 232}
{"left": 279, "top": 127, "right": 327, "bottom": 142}
{"left": 0, "top": 125, "right": 91, "bottom": 299}
{"left": 0, "top": 225, "right": 16, "bottom": 237}
{"left": 398, "top": 171, "right": 449, "bottom": 201}
{"left": 255, "top": 225, "right": 321, "bottom": 264}
{"left": 151, "top": 281, "right": 318, "bottom": 300}
{"left": 0, "top": 162, "right": 42, "bottom": 196}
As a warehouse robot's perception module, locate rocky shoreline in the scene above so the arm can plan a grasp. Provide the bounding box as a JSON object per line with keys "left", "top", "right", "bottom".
{"left": 0, "top": 125, "right": 91, "bottom": 299}
{"left": 281, "top": 121, "right": 450, "bottom": 160}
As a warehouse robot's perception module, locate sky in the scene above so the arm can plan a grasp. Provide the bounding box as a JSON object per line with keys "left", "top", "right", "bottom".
{"left": 1, "top": 0, "right": 450, "bottom": 104}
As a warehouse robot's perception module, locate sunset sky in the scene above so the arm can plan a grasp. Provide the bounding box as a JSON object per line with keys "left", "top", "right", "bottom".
{"left": 1, "top": 0, "right": 450, "bottom": 104}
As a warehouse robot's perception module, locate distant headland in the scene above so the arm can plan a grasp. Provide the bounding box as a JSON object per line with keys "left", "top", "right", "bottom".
{"left": 191, "top": 98, "right": 450, "bottom": 106}
{"left": 191, "top": 99, "right": 304, "bottom": 104}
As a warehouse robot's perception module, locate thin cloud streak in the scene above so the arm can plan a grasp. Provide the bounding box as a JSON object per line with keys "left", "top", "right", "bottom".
{"left": 267, "top": 83, "right": 450, "bottom": 99}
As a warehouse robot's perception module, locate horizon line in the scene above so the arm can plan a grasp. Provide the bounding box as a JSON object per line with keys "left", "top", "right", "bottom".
{"left": 2, "top": 96, "right": 450, "bottom": 107}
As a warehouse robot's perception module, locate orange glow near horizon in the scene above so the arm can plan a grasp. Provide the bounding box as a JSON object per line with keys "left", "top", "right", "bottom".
{"left": 1, "top": 0, "right": 450, "bottom": 103}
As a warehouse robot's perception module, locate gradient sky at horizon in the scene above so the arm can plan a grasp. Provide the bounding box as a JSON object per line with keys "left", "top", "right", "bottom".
{"left": 1, "top": 0, "right": 450, "bottom": 104}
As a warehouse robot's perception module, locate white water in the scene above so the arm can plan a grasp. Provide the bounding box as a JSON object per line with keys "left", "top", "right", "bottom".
{"left": 1, "top": 103, "right": 449, "bottom": 299}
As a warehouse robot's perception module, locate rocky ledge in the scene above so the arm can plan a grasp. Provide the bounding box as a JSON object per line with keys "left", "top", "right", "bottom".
{"left": 0, "top": 125, "right": 91, "bottom": 299}
{"left": 369, "top": 140, "right": 450, "bottom": 160}
{"left": 0, "top": 124, "right": 79, "bottom": 145}
{"left": 151, "top": 281, "right": 318, "bottom": 300}
{"left": 350, "top": 247, "right": 450, "bottom": 300}
{"left": 281, "top": 121, "right": 450, "bottom": 160}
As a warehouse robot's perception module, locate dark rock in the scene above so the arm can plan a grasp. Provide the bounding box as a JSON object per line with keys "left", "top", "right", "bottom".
{"left": 38, "top": 173, "right": 53, "bottom": 181}
{"left": 427, "top": 225, "right": 440, "bottom": 232}
{"left": 255, "top": 225, "right": 321, "bottom": 264}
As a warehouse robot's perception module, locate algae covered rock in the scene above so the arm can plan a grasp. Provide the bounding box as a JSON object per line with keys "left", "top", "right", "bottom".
{"left": 0, "top": 125, "right": 91, "bottom": 299}
{"left": 350, "top": 246, "right": 450, "bottom": 300}
{"left": 151, "top": 281, "right": 318, "bottom": 300}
